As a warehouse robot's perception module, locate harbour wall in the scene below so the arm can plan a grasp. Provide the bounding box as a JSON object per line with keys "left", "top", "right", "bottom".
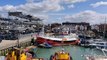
{"left": 0, "top": 35, "right": 32, "bottom": 56}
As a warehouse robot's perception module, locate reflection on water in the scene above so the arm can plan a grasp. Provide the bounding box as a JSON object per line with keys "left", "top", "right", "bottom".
{"left": 35, "top": 45, "right": 105, "bottom": 60}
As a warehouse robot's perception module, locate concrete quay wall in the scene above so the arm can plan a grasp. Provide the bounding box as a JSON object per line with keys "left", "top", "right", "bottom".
{"left": 0, "top": 35, "right": 33, "bottom": 56}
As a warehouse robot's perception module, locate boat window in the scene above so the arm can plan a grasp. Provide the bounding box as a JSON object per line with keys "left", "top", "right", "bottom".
{"left": 96, "top": 43, "right": 104, "bottom": 45}
{"left": 105, "top": 43, "right": 107, "bottom": 45}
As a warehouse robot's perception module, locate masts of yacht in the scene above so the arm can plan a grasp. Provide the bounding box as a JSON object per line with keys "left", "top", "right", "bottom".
{"left": 41, "top": 22, "right": 45, "bottom": 36}
{"left": 102, "top": 49, "right": 107, "bottom": 56}
{"left": 42, "top": 24, "right": 45, "bottom": 36}
{"left": 103, "top": 17, "right": 106, "bottom": 40}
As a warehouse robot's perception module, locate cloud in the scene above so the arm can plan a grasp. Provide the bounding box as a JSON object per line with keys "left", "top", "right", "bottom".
{"left": 62, "top": 0, "right": 86, "bottom": 4}
{"left": 0, "top": 0, "right": 87, "bottom": 23}
{"left": 0, "top": 5, "right": 16, "bottom": 12}
{"left": 0, "top": 0, "right": 64, "bottom": 13}
{"left": 64, "top": 10, "right": 107, "bottom": 25}
{"left": 33, "top": 14, "right": 49, "bottom": 20}
{"left": 68, "top": 4, "right": 75, "bottom": 8}
{"left": 0, "top": 0, "right": 87, "bottom": 13}
{"left": 91, "top": 1, "right": 107, "bottom": 7}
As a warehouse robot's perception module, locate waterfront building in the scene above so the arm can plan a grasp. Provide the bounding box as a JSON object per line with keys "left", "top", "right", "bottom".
{"left": 91, "top": 24, "right": 107, "bottom": 38}
{"left": 62, "top": 22, "right": 91, "bottom": 31}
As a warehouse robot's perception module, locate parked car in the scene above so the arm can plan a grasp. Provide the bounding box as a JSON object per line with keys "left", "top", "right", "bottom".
{"left": 4, "top": 33, "right": 18, "bottom": 40}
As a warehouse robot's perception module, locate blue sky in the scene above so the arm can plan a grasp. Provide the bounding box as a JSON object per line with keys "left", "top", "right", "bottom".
{"left": 0, "top": 0, "right": 107, "bottom": 24}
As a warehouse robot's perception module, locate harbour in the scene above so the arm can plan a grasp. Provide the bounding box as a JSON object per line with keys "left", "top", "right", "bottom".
{"left": 0, "top": 32, "right": 107, "bottom": 60}
{"left": 0, "top": 0, "right": 107, "bottom": 60}
{"left": 36, "top": 45, "right": 106, "bottom": 60}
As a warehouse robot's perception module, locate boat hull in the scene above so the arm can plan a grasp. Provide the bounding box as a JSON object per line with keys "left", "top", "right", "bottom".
{"left": 37, "top": 43, "right": 52, "bottom": 48}
{"left": 36, "top": 36, "right": 80, "bottom": 46}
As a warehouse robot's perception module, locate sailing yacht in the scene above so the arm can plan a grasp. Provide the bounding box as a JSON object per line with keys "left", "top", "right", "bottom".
{"left": 84, "top": 18, "right": 107, "bottom": 60}
{"left": 95, "top": 17, "right": 107, "bottom": 51}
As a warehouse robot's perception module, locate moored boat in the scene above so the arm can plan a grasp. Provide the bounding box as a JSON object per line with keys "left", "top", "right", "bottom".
{"left": 84, "top": 47, "right": 107, "bottom": 60}
{"left": 89, "top": 41, "right": 107, "bottom": 51}
{"left": 37, "top": 42, "right": 52, "bottom": 48}
{"left": 36, "top": 33, "right": 80, "bottom": 46}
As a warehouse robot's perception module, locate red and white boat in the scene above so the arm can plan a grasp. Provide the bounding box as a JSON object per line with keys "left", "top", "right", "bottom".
{"left": 35, "top": 33, "right": 80, "bottom": 46}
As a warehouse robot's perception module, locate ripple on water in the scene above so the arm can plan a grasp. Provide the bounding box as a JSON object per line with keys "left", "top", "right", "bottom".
{"left": 35, "top": 45, "right": 106, "bottom": 60}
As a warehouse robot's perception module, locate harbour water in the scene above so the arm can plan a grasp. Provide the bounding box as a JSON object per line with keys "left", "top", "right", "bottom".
{"left": 36, "top": 45, "right": 105, "bottom": 60}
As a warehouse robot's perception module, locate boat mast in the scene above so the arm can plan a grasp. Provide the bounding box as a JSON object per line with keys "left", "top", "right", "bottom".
{"left": 42, "top": 24, "right": 44, "bottom": 35}
{"left": 41, "top": 21, "right": 44, "bottom": 36}
{"left": 103, "top": 17, "right": 106, "bottom": 39}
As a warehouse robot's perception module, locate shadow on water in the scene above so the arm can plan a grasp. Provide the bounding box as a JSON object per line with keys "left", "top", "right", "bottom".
{"left": 35, "top": 45, "right": 106, "bottom": 60}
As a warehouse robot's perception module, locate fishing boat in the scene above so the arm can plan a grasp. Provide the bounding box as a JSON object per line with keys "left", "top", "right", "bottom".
{"left": 35, "top": 23, "right": 80, "bottom": 46}
{"left": 50, "top": 48, "right": 72, "bottom": 60}
{"left": 36, "top": 33, "right": 80, "bottom": 46}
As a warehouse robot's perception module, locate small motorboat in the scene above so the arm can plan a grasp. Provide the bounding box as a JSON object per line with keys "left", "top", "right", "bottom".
{"left": 38, "top": 42, "right": 52, "bottom": 48}
{"left": 50, "top": 49, "right": 72, "bottom": 60}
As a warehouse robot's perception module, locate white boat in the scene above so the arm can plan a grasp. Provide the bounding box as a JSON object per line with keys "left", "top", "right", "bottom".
{"left": 85, "top": 47, "right": 107, "bottom": 60}
{"left": 89, "top": 41, "right": 107, "bottom": 52}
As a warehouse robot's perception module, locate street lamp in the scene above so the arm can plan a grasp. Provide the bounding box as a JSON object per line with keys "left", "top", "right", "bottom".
{"left": 17, "top": 31, "right": 20, "bottom": 48}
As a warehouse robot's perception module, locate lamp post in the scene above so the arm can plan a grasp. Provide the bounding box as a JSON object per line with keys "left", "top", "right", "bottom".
{"left": 17, "top": 31, "right": 20, "bottom": 48}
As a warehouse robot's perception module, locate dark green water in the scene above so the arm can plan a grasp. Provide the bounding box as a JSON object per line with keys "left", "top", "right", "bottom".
{"left": 35, "top": 45, "right": 105, "bottom": 60}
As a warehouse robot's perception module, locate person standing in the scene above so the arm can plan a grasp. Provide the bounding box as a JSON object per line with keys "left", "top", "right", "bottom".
{"left": 20, "top": 51, "right": 27, "bottom": 60}
{"left": 31, "top": 37, "right": 35, "bottom": 45}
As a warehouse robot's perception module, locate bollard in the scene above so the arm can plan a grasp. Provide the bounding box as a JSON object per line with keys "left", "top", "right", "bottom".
{"left": 4, "top": 49, "right": 7, "bottom": 56}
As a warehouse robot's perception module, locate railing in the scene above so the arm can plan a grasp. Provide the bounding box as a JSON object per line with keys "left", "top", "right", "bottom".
{"left": 0, "top": 41, "right": 32, "bottom": 56}
{"left": 42, "top": 34, "right": 78, "bottom": 38}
